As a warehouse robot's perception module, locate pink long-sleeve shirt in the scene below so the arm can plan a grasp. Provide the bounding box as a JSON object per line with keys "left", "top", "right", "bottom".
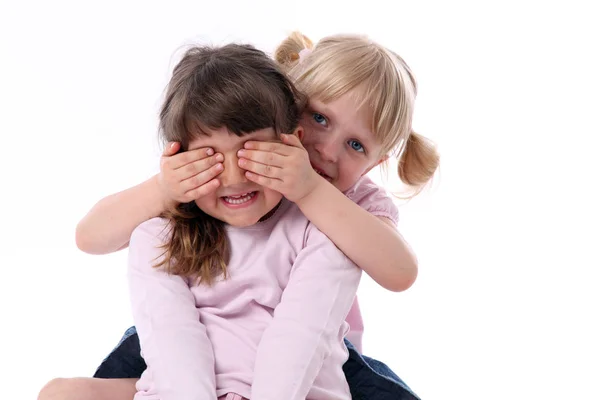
{"left": 128, "top": 177, "right": 398, "bottom": 400}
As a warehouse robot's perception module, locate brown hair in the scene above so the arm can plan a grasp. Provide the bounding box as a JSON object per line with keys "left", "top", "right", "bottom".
{"left": 275, "top": 32, "right": 439, "bottom": 193}
{"left": 156, "top": 43, "right": 305, "bottom": 285}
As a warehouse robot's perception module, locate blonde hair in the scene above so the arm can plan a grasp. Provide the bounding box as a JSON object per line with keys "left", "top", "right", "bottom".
{"left": 275, "top": 32, "right": 439, "bottom": 190}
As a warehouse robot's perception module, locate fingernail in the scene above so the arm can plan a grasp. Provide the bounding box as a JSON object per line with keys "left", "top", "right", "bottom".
{"left": 215, "top": 153, "right": 223, "bottom": 161}
{"left": 237, "top": 149, "right": 244, "bottom": 156}
{"left": 215, "top": 163, "right": 223, "bottom": 170}
{"left": 206, "top": 148, "right": 214, "bottom": 156}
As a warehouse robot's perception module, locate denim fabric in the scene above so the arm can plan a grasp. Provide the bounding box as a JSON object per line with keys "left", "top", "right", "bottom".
{"left": 94, "top": 326, "right": 420, "bottom": 400}
{"left": 343, "top": 338, "right": 420, "bottom": 400}
{"left": 94, "top": 327, "right": 146, "bottom": 379}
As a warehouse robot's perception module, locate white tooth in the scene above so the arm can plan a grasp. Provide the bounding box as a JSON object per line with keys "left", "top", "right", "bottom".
{"left": 224, "top": 192, "right": 255, "bottom": 204}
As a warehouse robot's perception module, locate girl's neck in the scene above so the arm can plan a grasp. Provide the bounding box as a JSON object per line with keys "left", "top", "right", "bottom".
{"left": 258, "top": 200, "right": 283, "bottom": 222}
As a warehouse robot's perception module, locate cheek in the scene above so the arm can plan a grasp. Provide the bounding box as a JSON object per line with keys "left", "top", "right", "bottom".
{"left": 340, "top": 166, "right": 359, "bottom": 181}
{"left": 261, "top": 189, "right": 283, "bottom": 212}
{"left": 298, "top": 122, "right": 315, "bottom": 143}
{"left": 339, "top": 160, "right": 369, "bottom": 181}
{"left": 194, "top": 195, "right": 215, "bottom": 211}
{"left": 263, "top": 188, "right": 283, "bottom": 203}
{"left": 300, "top": 133, "right": 319, "bottom": 153}
{"left": 358, "top": 162, "right": 376, "bottom": 177}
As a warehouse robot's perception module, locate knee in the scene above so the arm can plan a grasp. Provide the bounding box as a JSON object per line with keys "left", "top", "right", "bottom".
{"left": 38, "top": 378, "right": 93, "bottom": 400}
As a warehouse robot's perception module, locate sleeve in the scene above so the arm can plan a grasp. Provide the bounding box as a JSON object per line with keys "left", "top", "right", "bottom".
{"left": 346, "top": 176, "right": 400, "bottom": 225}
{"left": 128, "top": 218, "right": 217, "bottom": 400}
{"left": 250, "top": 224, "right": 361, "bottom": 400}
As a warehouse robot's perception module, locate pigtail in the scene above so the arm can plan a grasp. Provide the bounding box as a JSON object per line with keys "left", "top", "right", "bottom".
{"left": 274, "top": 31, "right": 313, "bottom": 72}
{"left": 397, "top": 131, "right": 440, "bottom": 188}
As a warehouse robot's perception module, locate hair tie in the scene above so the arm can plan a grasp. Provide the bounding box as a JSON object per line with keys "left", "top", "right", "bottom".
{"left": 298, "top": 48, "right": 312, "bottom": 61}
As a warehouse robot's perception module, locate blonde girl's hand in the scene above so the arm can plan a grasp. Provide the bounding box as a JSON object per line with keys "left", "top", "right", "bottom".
{"left": 157, "top": 142, "right": 224, "bottom": 207}
{"left": 237, "top": 134, "right": 322, "bottom": 203}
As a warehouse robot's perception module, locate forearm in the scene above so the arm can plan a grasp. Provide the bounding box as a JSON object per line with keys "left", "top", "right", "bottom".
{"left": 129, "top": 220, "right": 217, "bottom": 400}
{"left": 252, "top": 230, "right": 361, "bottom": 399}
{"left": 76, "top": 175, "right": 167, "bottom": 254}
{"left": 131, "top": 273, "right": 216, "bottom": 400}
{"left": 297, "top": 180, "right": 418, "bottom": 292}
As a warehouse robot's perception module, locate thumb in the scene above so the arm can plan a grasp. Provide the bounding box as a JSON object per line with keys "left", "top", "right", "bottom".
{"left": 163, "top": 142, "right": 181, "bottom": 156}
{"left": 280, "top": 133, "right": 304, "bottom": 149}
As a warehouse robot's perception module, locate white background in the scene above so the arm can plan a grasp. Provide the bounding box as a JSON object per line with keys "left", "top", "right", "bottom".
{"left": 1, "top": 1, "right": 599, "bottom": 399}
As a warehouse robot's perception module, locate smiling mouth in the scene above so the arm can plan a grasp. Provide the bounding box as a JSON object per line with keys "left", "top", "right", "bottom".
{"left": 222, "top": 192, "right": 257, "bottom": 205}
{"left": 312, "top": 165, "right": 333, "bottom": 181}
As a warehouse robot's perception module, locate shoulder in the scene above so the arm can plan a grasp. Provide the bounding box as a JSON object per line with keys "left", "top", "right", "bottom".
{"left": 269, "top": 200, "right": 310, "bottom": 232}
{"left": 130, "top": 217, "right": 171, "bottom": 247}
{"left": 269, "top": 201, "right": 333, "bottom": 252}
{"left": 344, "top": 176, "right": 399, "bottom": 225}
{"left": 128, "top": 218, "right": 173, "bottom": 275}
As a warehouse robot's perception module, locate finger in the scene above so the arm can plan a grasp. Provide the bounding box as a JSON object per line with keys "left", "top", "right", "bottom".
{"left": 243, "top": 140, "right": 292, "bottom": 155}
{"left": 167, "top": 147, "right": 215, "bottom": 170}
{"left": 169, "top": 153, "right": 222, "bottom": 181}
{"left": 237, "top": 149, "right": 286, "bottom": 168}
{"left": 244, "top": 171, "right": 283, "bottom": 192}
{"left": 175, "top": 152, "right": 223, "bottom": 181}
{"left": 280, "top": 133, "right": 304, "bottom": 149}
{"left": 238, "top": 158, "right": 282, "bottom": 179}
{"left": 163, "top": 142, "right": 181, "bottom": 156}
{"left": 183, "top": 178, "right": 221, "bottom": 202}
{"left": 180, "top": 162, "right": 224, "bottom": 192}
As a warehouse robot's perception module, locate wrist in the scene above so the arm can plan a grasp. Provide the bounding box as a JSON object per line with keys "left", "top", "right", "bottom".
{"left": 295, "top": 173, "right": 330, "bottom": 209}
{"left": 148, "top": 175, "right": 174, "bottom": 214}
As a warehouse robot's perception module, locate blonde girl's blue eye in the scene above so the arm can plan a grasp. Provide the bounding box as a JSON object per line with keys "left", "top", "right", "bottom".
{"left": 312, "top": 112, "right": 327, "bottom": 126}
{"left": 348, "top": 139, "right": 365, "bottom": 153}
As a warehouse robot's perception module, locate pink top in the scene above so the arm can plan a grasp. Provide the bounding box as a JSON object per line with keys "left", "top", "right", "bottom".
{"left": 128, "top": 177, "right": 398, "bottom": 400}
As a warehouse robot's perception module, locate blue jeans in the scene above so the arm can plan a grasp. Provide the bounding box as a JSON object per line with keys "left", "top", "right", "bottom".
{"left": 94, "top": 326, "right": 420, "bottom": 400}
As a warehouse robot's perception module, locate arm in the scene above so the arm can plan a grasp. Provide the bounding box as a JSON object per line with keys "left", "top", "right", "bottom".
{"left": 128, "top": 218, "right": 217, "bottom": 400}
{"left": 296, "top": 178, "right": 418, "bottom": 292}
{"left": 239, "top": 136, "right": 417, "bottom": 292}
{"left": 76, "top": 143, "right": 223, "bottom": 255}
{"left": 76, "top": 175, "right": 165, "bottom": 254}
{"left": 251, "top": 225, "right": 361, "bottom": 400}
